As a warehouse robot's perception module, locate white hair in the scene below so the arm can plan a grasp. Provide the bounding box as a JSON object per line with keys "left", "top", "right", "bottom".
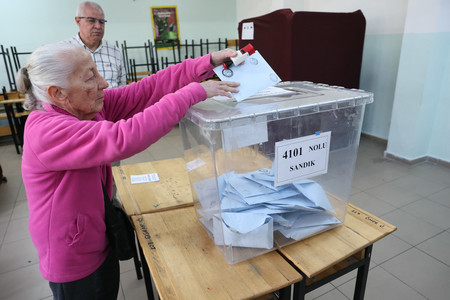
{"left": 16, "top": 43, "right": 87, "bottom": 111}
{"left": 77, "top": 1, "right": 104, "bottom": 17}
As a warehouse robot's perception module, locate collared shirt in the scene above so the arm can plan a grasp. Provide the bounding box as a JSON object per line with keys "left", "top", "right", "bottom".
{"left": 64, "top": 34, "right": 126, "bottom": 88}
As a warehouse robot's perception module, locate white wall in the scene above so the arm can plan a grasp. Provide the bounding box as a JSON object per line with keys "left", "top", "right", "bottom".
{"left": 238, "top": 0, "right": 408, "bottom": 35}
{"left": 386, "top": 0, "right": 450, "bottom": 162}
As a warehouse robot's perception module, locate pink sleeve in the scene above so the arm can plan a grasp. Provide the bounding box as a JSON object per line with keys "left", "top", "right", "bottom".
{"left": 24, "top": 57, "right": 212, "bottom": 170}
{"left": 104, "top": 54, "right": 215, "bottom": 121}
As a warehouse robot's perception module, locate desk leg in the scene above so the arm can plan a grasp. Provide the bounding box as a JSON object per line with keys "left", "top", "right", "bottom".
{"left": 289, "top": 245, "right": 373, "bottom": 300}
{"left": 15, "top": 115, "right": 27, "bottom": 147}
{"left": 133, "top": 236, "right": 143, "bottom": 280}
{"left": 278, "top": 285, "right": 294, "bottom": 300}
{"left": 138, "top": 243, "right": 156, "bottom": 300}
{"left": 133, "top": 254, "right": 143, "bottom": 280}
{"left": 4, "top": 104, "right": 20, "bottom": 154}
{"left": 292, "top": 279, "right": 306, "bottom": 300}
{"left": 353, "top": 244, "right": 372, "bottom": 300}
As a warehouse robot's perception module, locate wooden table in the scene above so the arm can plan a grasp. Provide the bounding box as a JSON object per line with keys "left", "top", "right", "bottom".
{"left": 132, "top": 203, "right": 395, "bottom": 300}
{"left": 112, "top": 158, "right": 194, "bottom": 283}
{"left": 133, "top": 207, "right": 302, "bottom": 300}
{"left": 280, "top": 203, "right": 396, "bottom": 299}
{"left": 113, "top": 160, "right": 396, "bottom": 300}
{"left": 112, "top": 158, "right": 193, "bottom": 215}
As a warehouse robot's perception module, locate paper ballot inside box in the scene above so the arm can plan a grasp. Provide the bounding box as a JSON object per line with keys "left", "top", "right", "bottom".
{"left": 194, "top": 169, "right": 341, "bottom": 249}
{"left": 213, "top": 212, "right": 274, "bottom": 249}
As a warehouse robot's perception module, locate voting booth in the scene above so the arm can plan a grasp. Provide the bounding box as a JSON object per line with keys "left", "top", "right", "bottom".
{"left": 238, "top": 9, "right": 366, "bottom": 89}
{"left": 180, "top": 81, "right": 373, "bottom": 264}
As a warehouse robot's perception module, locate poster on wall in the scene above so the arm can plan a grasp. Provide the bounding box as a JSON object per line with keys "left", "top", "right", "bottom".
{"left": 150, "top": 6, "right": 180, "bottom": 49}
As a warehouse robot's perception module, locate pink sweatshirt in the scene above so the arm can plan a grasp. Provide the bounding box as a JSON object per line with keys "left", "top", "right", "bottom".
{"left": 22, "top": 54, "right": 214, "bottom": 282}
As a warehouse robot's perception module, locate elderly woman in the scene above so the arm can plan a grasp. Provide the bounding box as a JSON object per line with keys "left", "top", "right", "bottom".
{"left": 18, "top": 42, "right": 239, "bottom": 299}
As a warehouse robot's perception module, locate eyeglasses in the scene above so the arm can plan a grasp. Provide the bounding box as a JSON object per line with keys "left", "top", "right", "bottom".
{"left": 78, "top": 17, "right": 107, "bottom": 25}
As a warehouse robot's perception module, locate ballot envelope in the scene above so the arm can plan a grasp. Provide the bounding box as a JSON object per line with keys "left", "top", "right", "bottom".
{"left": 180, "top": 81, "right": 373, "bottom": 264}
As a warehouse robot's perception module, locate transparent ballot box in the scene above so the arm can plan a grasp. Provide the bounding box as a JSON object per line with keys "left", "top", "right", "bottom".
{"left": 180, "top": 81, "right": 374, "bottom": 264}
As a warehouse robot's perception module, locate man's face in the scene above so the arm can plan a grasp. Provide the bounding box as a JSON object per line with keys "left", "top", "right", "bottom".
{"left": 76, "top": 5, "right": 105, "bottom": 48}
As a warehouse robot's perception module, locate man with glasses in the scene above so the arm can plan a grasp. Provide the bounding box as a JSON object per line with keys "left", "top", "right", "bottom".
{"left": 64, "top": 1, "right": 127, "bottom": 205}
{"left": 64, "top": 1, "right": 126, "bottom": 88}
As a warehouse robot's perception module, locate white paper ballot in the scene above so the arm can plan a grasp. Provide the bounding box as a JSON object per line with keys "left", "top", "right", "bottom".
{"left": 281, "top": 211, "right": 341, "bottom": 230}
{"left": 213, "top": 86, "right": 293, "bottom": 102}
{"left": 222, "top": 212, "right": 271, "bottom": 234}
{"left": 263, "top": 196, "right": 318, "bottom": 210}
{"left": 228, "top": 175, "right": 276, "bottom": 198}
{"left": 130, "top": 173, "right": 159, "bottom": 184}
{"left": 213, "top": 51, "right": 281, "bottom": 102}
{"left": 243, "top": 188, "right": 300, "bottom": 205}
{"left": 278, "top": 224, "right": 333, "bottom": 241}
{"left": 214, "top": 213, "right": 274, "bottom": 249}
{"left": 221, "top": 195, "right": 252, "bottom": 212}
{"left": 246, "top": 86, "right": 294, "bottom": 99}
{"left": 293, "top": 180, "right": 335, "bottom": 213}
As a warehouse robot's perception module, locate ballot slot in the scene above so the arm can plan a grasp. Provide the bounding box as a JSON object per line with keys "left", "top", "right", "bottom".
{"left": 180, "top": 81, "right": 373, "bottom": 264}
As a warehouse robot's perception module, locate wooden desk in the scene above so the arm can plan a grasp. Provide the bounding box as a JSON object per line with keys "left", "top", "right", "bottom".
{"left": 112, "top": 158, "right": 194, "bottom": 284}
{"left": 112, "top": 158, "right": 193, "bottom": 215}
{"left": 133, "top": 206, "right": 302, "bottom": 300}
{"left": 0, "top": 99, "right": 24, "bottom": 105}
{"left": 133, "top": 204, "right": 395, "bottom": 300}
{"left": 280, "top": 203, "right": 396, "bottom": 299}
{"left": 113, "top": 160, "right": 396, "bottom": 300}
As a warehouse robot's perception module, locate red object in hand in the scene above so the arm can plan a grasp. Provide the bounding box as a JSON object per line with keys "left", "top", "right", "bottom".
{"left": 223, "top": 43, "right": 255, "bottom": 69}
{"left": 241, "top": 43, "right": 255, "bottom": 56}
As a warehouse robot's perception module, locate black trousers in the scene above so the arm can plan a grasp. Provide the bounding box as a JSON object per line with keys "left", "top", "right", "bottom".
{"left": 49, "top": 249, "right": 120, "bottom": 300}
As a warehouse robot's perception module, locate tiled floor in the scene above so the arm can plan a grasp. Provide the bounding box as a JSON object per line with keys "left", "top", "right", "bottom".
{"left": 1, "top": 128, "right": 449, "bottom": 300}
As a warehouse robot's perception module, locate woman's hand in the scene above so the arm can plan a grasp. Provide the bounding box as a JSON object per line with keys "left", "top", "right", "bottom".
{"left": 200, "top": 80, "right": 240, "bottom": 99}
{"left": 210, "top": 48, "right": 238, "bottom": 67}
